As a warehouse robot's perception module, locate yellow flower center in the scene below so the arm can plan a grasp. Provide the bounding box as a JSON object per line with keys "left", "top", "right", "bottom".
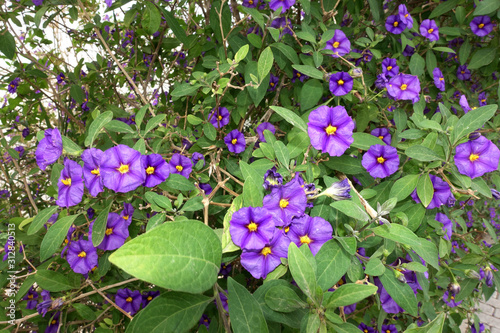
{"left": 126, "top": 297, "right": 133, "bottom": 302}
{"left": 378, "top": 135, "right": 384, "bottom": 140}
{"left": 270, "top": 82, "right": 275, "bottom": 86}
{"left": 51, "top": 319, "right": 57, "bottom": 325}
{"left": 325, "top": 125, "right": 337, "bottom": 135}
{"left": 284, "top": 226, "right": 290, "bottom": 233}
{"left": 28, "top": 294, "right": 33, "bottom": 299}
{"left": 279, "top": 199, "right": 289, "bottom": 209}
{"left": 61, "top": 178, "right": 71, "bottom": 186}
{"left": 469, "top": 153, "right": 479, "bottom": 162}
{"left": 461, "top": 71, "right": 465, "bottom": 74}
{"left": 147, "top": 296, "right": 152, "bottom": 301}
{"left": 387, "top": 330, "right": 391, "bottom": 333}
{"left": 300, "top": 235, "right": 312, "bottom": 244}
{"left": 261, "top": 247, "right": 272, "bottom": 256}
{"left": 377, "top": 156, "right": 386, "bottom": 164}
{"left": 296, "top": 73, "right": 301, "bottom": 77}
{"left": 78, "top": 251, "right": 86, "bottom": 258}
{"left": 479, "top": 23, "right": 484, "bottom": 28}
{"left": 176, "top": 165, "right": 183, "bottom": 172}
{"left": 333, "top": 41, "right": 340, "bottom": 48}
{"left": 231, "top": 138, "right": 237, "bottom": 145}
{"left": 218, "top": 115, "right": 223, "bottom": 120}
{"left": 482, "top": 99, "right": 486, "bottom": 102}
{"left": 405, "top": 13, "right": 409, "bottom": 18}
{"left": 249, "top": 0, "right": 253, "bottom": 3}
{"left": 450, "top": 295, "right": 455, "bottom": 300}
{"left": 146, "top": 166, "right": 155, "bottom": 175}
{"left": 338, "top": 79, "right": 344, "bottom": 85}
{"left": 105, "top": 228, "right": 113, "bottom": 235}
{"left": 247, "top": 222, "right": 258, "bottom": 232}
{"left": 439, "top": 77, "right": 444, "bottom": 81}
{"left": 91, "top": 168, "right": 100, "bottom": 175}
{"left": 427, "top": 28, "right": 434, "bottom": 34}
{"left": 117, "top": 163, "right": 129, "bottom": 174}
{"left": 387, "top": 66, "right": 392, "bottom": 71}
{"left": 123, "top": 215, "right": 129, "bottom": 220}
{"left": 393, "top": 21, "right": 399, "bottom": 27}
{"left": 400, "top": 84, "right": 408, "bottom": 91}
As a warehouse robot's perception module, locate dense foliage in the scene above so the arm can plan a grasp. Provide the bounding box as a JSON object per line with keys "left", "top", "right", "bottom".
{"left": 1, "top": 0, "right": 500, "bottom": 332}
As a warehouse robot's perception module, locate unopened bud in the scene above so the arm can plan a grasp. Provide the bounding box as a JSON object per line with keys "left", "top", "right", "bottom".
{"left": 383, "top": 249, "right": 390, "bottom": 257}
{"left": 465, "top": 269, "right": 481, "bottom": 280}
{"left": 349, "top": 67, "right": 363, "bottom": 78}
{"left": 395, "top": 270, "right": 407, "bottom": 283}
{"left": 485, "top": 267, "right": 494, "bottom": 287}
{"left": 469, "top": 132, "right": 481, "bottom": 140}
{"left": 491, "top": 189, "right": 500, "bottom": 200}
{"left": 449, "top": 282, "right": 461, "bottom": 295}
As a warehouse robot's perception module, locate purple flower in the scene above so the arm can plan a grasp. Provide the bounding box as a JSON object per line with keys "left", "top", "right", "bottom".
{"left": 411, "top": 175, "right": 451, "bottom": 209}
{"left": 459, "top": 95, "right": 471, "bottom": 113}
{"left": 66, "top": 240, "right": 98, "bottom": 274}
{"left": 263, "top": 180, "right": 307, "bottom": 227}
{"left": 457, "top": 64, "right": 471, "bottom": 80}
{"left": 492, "top": 189, "right": 500, "bottom": 200}
{"left": 358, "top": 323, "right": 377, "bottom": 333}
{"left": 208, "top": 107, "right": 230, "bottom": 128}
{"left": 89, "top": 213, "right": 129, "bottom": 251}
{"left": 435, "top": 213, "right": 452, "bottom": 240}
{"left": 484, "top": 267, "right": 494, "bottom": 287}
{"left": 443, "top": 290, "right": 462, "bottom": 307}
{"left": 270, "top": 17, "right": 293, "bottom": 37}
{"left": 56, "top": 73, "right": 66, "bottom": 85}
{"left": 398, "top": 4, "right": 413, "bottom": 29}
{"left": 22, "top": 128, "right": 30, "bottom": 138}
{"left": 455, "top": 136, "right": 500, "bottom": 179}
{"left": 242, "top": 0, "right": 258, "bottom": 8}
{"left": 402, "top": 44, "right": 415, "bottom": 57}
{"left": 386, "top": 15, "right": 407, "bottom": 34}
{"left": 224, "top": 130, "right": 246, "bottom": 154}
{"left": 329, "top": 72, "right": 353, "bottom": 96}
{"left": 115, "top": 288, "right": 142, "bottom": 315}
{"left": 230, "top": 206, "right": 275, "bottom": 250}
{"left": 256, "top": 122, "right": 276, "bottom": 142}
{"left": 56, "top": 159, "right": 84, "bottom": 208}
{"left": 371, "top": 128, "right": 391, "bottom": 145}
{"left": 291, "top": 69, "right": 308, "bottom": 83}
{"left": 362, "top": 145, "right": 399, "bottom": 179}
{"left": 478, "top": 92, "right": 488, "bottom": 106}
{"left": 420, "top": 19, "right": 439, "bottom": 41}
{"left": 33, "top": 0, "right": 43, "bottom": 5}
{"left": 374, "top": 278, "right": 404, "bottom": 314}
{"left": 382, "top": 58, "right": 399, "bottom": 77}
{"left": 100, "top": 145, "right": 146, "bottom": 193}
{"left": 319, "top": 178, "right": 351, "bottom": 200}
{"left": 142, "top": 154, "right": 169, "bottom": 187}
{"left": 35, "top": 128, "right": 63, "bottom": 171}
{"left": 268, "top": 74, "right": 279, "bottom": 91}
{"left": 308, "top": 105, "right": 355, "bottom": 157}
{"left": 375, "top": 73, "right": 389, "bottom": 89}
{"left": 7, "top": 78, "right": 20, "bottom": 94}
{"left": 433, "top": 68, "right": 445, "bottom": 91}
{"left": 105, "top": 0, "right": 113, "bottom": 7}
{"left": 37, "top": 290, "right": 52, "bottom": 317}
{"left": 240, "top": 229, "right": 290, "bottom": 279}
{"left": 121, "top": 202, "right": 134, "bottom": 225}
{"left": 169, "top": 153, "right": 193, "bottom": 179}
{"left": 22, "top": 287, "right": 38, "bottom": 309}
{"left": 470, "top": 16, "right": 493, "bottom": 37}
{"left": 263, "top": 167, "right": 283, "bottom": 191}
{"left": 45, "top": 312, "right": 60, "bottom": 333}
{"left": 269, "top": 0, "right": 295, "bottom": 12}
{"left": 199, "top": 314, "right": 211, "bottom": 329}
{"left": 0, "top": 189, "right": 10, "bottom": 200}
{"left": 142, "top": 290, "right": 160, "bottom": 307}
{"left": 82, "top": 148, "right": 104, "bottom": 197}
{"left": 192, "top": 152, "right": 205, "bottom": 167}
{"left": 324, "top": 30, "right": 351, "bottom": 58}
{"left": 219, "top": 263, "right": 232, "bottom": 277}
{"left": 199, "top": 183, "right": 213, "bottom": 195}
{"left": 387, "top": 74, "right": 421, "bottom": 103}
{"left": 382, "top": 324, "right": 398, "bottom": 333}
{"left": 287, "top": 214, "right": 333, "bottom": 255}
{"left": 471, "top": 322, "right": 485, "bottom": 333}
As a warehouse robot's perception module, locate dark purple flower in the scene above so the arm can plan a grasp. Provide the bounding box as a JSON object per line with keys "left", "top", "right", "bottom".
{"left": 382, "top": 58, "right": 399, "bottom": 77}
{"left": 371, "top": 128, "right": 391, "bottom": 145}
{"left": 219, "top": 263, "right": 232, "bottom": 277}
{"left": 398, "top": 4, "right": 413, "bottom": 29}
{"left": 263, "top": 167, "right": 283, "bottom": 191}
{"left": 324, "top": 30, "right": 351, "bottom": 58}
{"left": 169, "top": 153, "right": 193, "bottom": 179}
{"left": 7, "top": 78, "right": 20, "bottom": 94}
{"left": 45, "top": 312, "right": 60, "bottom": 333}
{"left": 22, "top": 287, "right": 38, "bottom": 309}
{"left": 56, "top": 159, "right": 84, "bottom": 208}
{"left": 435, "top": 213, "right": 452, "bottom": 240}
{"left": 240, "top": 229, "right": 290, "bottom": 279}
{"left": 291, "top": 69, "right": 308, "bottom": 83}
{"left": 358, "top": 323, "right": 377, "bottom": 333}
{"left": 192, "top": 152, "right": 205, "bottom": 167}
{"left": 386, "top": 15, "right": 407, "bottom": 34}
{"left": 478, "top": 92, "right": 488, "bottom": 106}
{"left": 471, "top": 322, "right": 485, "bottom": 333}
{"left": 66, "top": 240, "right": 98, "bottom": 274}
{"left": 382, "top": 324, "right": 398, "bottom": 333}
{"left": 308, "top": 105, "right": 355, "bottom": 157}
{"left": 270, "top": 17, "right": 293, "bottom": 37}
{"left": 224, "top": 130, "right": 246, "bottom": 154}
{"left": 375, "top": 73, "right": 389, "bottom": 89}
{"left": 100, "top": 145, "right": 146, "bottom": 193}
{"left": 411, "top": 175, "right": 451, "bottom": 209}
{"left": 470, "top": 16, "right": 493, "bottom": 37}
{"left": 199, "top": 183, "right": 213, "bottom": 195}
{"left": 402, "top": 44, "right": 415, "bottom": 57}
{"left": 242, "top": 0, "right": 258, "bottom": 8}
{"left": 268, "top": 74, "right": 279, "bottom": 91}
{"left": 263, "top": 180, "right": 307, "bottom": 227}
{"left": 455, "top": 136, "right": 500, "bottom": 178}
{"left": 329, "top": 72, "right": 353, "bottom": 96}
{"left": 362, "top": 145, "right": 399, "bottom": 179}
{"left": 142, "top": 290, "right": 160, "bottom": 307}
{"left": 82, "top": 148, "right": 104, "bottom": 197}
{"left": 89, "top": 213, "right": 129, "bottom": 251}
{"left": 492, "top": 189, "right": 500, "bottom": 200}
{"left": 56, "top": 73, "right": 66, "bottom": 85}
{"left": 35, "top": 128, "right": 63, "bottom": 171}
{"left": 269, "top": 0, "right": 295, "bottom": 12}
{"left": 459, "top": 95, "right": 472, "bottom": 113}
{"left": 208, "top": 107, "right": 230, "bottom": 128}
{"left": 36, "top": 290, "right": 52, "bottom": 316}
{"left": 484, "top": 267, "right": 494, "bottom": 287}
{"left": 420, "top": 19, "right": 439, "bottom": 41}
{"left": 230, "top": 206, "right": 275, "bottom": 250}
{"left": 105, "top": 0, "right": 113, "bottom": 7}
{"left": 433, "top": 68, "right": 445, "bottom": 91}
{"left": 443, "top": 290, "right": 462, "bottom": 307}
{"left": 22, "top": 128, "right": 30, "bottom": 138}
{"left": 199, "top": 314, "right": 211, "bottom": 329}
{"left": 120, "top": 203, "right": 134, "bottom": 226}
{"left": 256, "top": 122, "right": 276, "bottom": 142}
{"left": 287, "top": 214, "right": 332, "bottom": 255}
{"left": 387, "top": 74, "right": 421, "bottom": 103}
{"left": 457, "top": 64, "right": 471, "bottom": 80}
{"left": 142, "top": 154, "right": 169, "bottom": 187}
{"left": 115, "top": 288, "right": 142, "bottom": 315}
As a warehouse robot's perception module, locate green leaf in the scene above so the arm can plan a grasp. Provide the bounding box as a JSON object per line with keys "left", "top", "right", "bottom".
{"left": 222, "top": 195, "right": 243, "bottom": 253}
{"left": 269, "top": 106, "right": 308, "bottom": 133}
{"left": 473, "top": 0, "right": 500, "bottom": 15}
{"left": 351, "top": 133, "right": 385, "bottom": 150}
{"left": 409, "top": 53, "right": 425, "bottom": 77}
{"left": 258, "top": 47, "right": 274, "bottom": 82}
{"left": 145, "top": 192, "right": 172, "bottom": 211}
{"left": 158, "top": 7, "right": 187, "bottom": 44}
{"left": 144, "top": 114, "right": 166, "bottom": 135}
{"left": 51, "top": 163, "right": 64, "bottom": 191}
{"left": 181, "top": 196, "right": 204, "bottom": 212}
{"left": 61, "top": 136, "right": 83, "bottom": 156}
{"left": 368, "top": 0, "right": 382, "bottom": 21}
{"left": 300, "top": 79, "right": 323, "bottom": 111}
{"left": 0, "top": 30, "right": 16, "bottom": 59}
{"left": 399, "top": 129, "right": 426, "bottom": 140}
{"left": 471, "top": 177, "right": 492, "bottom": 198}
{"left": 40, "top": 214, "right": 80, "bottom": 261}
{"left": 316, "top": 240, "right": 350, "bottom": 291}
{"left": 336, "top": 237, "right": 357, "bottom": 255}
{"left": 417, "top": 174, "right": 434, "bottom": 208}
{"left": 133, "top": 138, "right": 146, "bottom": 154}
{"left": 469, "top": 47, "right": 497, "bottom": 70}
{"left": 324, "top": 155, "right": 364, "bottom": 174}
{"left": 324, "top": 283, "right": 378, "bottom": 308}
{"left": 264, "top": 285, "right": 306, "bottom": 313}
{"left": 70, "top": 85, "right": 84, "bottom": 104}
{"left": 365, "top": 257, "right": 385, "bottom": 276}
{"left": 459, "top": 40, "right": 471, "bottom": 65}
{"left": 134, "top": 104, "right": 149, "bottom": 129}
{"left": 274, "top": 141, "right": 289, "bottom": 169}
{"left": 165, "top": 173, "right": 196, "bottom": 191}
{"left": 271, "top": 43, "right": 300, "bottom": 64}
{"left": 146, "top": 213, "right": 166, "bottom": 232}
{"left": 171, "top": 83, "right": 202, "bottom": 97}
{"left": 245, "top": 60, "right": 269, "bottom": 106}
{"left": 291, "top": 65, "right": 324, "bottom": 80}
{"left": 405, "top": 313, "right": 445, "bottom": 333}
{"left": 288, "top": 243, "right": 317, "bottom": 300}
{"left": 240, "top": 161, "right": 264, "bottom": 207}
{"left": 451, "top": 105, "right": 497, "bottom": 144}
{"left": 28, "top": 206, "right": 59, "bottom": 235}
{"left": 143, "top": 2, "right": 161, "bottom": 35}
{"left": 125, "top": 292, "right": 211, "bottom": 333}
{"left": 330, "top": 322, "right": 364, "bottom": 333}
{"left": 85, "top": 111, "right": 113, "bottom": 147}
{"left": 404, "top": 262, "right": 428, "bottom": 273}
{"left": 390, "top": 175, "right": 419, "bottom": 202}
{"left": 426, "top": 50, "right": 438, "bottom": 78}
{"left": 405, "top": 145, "right": 444, "bottom": 162}
{"left": 429, "top": 0, "right": 459, "bottom": 18}
{"left": 91, "top": 201, "right": 112, "bottom": 247}
{"left": 203, "top": 122, "right": 217, "bottom": 141}
{"left": 104, "top": 120, "right": 135, "bottom": 134}
{"left": 187, "top": 115, "right": 203, "bottom": 126}
{"left": 73, "top": 304, "right": 97, "bottom": 321}
{"left": 330, "top": 201, "right": 369, "bottom": 222}
{"left": 109, "top": 220, "right": 221, "bottom": 293}
{"left": 379, "top": 268, "right": 418, "bottom": 316}
{"left": 228, "top": 277, "right": 269, "bottom": 333}
{"left": 35, "top": 270, "right": 76, "bottom": 292}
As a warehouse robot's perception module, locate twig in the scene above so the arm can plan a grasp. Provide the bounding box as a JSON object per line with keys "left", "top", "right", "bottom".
{"left": 87, "top": 279, "right": 133, "bottom": 320}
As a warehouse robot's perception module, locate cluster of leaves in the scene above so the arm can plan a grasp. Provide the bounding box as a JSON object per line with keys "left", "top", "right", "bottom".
{"left": 1, "top": 0, "right": 500, "bottom": 332}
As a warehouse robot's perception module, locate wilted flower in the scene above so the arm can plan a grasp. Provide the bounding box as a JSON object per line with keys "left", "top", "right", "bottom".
{"left": 470, "top": 16, "right": 493, "bottom": 37}
{"left": 433, "top": 68, "right": 445, "bottom": 91}
{"left": 324, "top": 30, "right": 351, "bottom": 58}
{"left": 230, "top": 206, "right": 275, "bottom": 250}
{"left": 82, "top": 148, "right": 104, "bottom": 197}
{"left": 484, "top": 267, "right": 494, "bottom": 287}
{"left": 142, "top": 154, "right": 170, "bottom": 187}
{"left": 361, "top": 145, "right": 399, "bottom": 179}
{"left": 56, "top": 159, "right": 84, "bottom": 208}
{"left": 263, "top": 180, "right": 307, "bottom": 227}
{"left": 492, "top": 189, "right": 500, "bottom": 200}
{"left": 287, "top": 214, "right": 333, "bottom": 255}
{"left": 263, "top": 166, "right": 283, "bottom": 191}
{"left": 100, "top": 145, "right": 145, "bottom": 193}
{"left": 329, "top": 72, "right": 353, "bottom": 96}
{"left": 224, "top": 130, "right": 246, "bottom": 154}
{"left": 22, "top": 128, "right": 30, "bottom": 138}
{"left": 35, "top": 128, "right": 63, "bottom": 171}
{"left": 454, "top": 136, "right": 500, "bottom": 179}
{"left": 66, "top": 240, "right": 98, "bottom": 274}
{"left": 115, "top": 288, "right": 142, "bottom": 315}
{"left": 37, "top": 290, "right": 52, "bottom": 316}
{"left": 208, "top": 107, "right": 230, "bottom": 128}
{"left": 387, "top": 74, "right": 421, "bottom": 103}
{"left": 385, "top": 15, "right": 406, "bottom": 34}
{"left": 420, "top": 19, "right": 439, "bottom": 41}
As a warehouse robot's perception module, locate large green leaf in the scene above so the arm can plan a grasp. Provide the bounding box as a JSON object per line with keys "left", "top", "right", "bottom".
{"left": 40, "top": 214, "right": 80, "bottom": 261}
{"left": 85, "top": 111, "right": 113, "bottom": 147}
{"left": 258, "top": 46, "right": 274, "bottom": 82}
{"left": 417, "top": 174, "right": 434, "bottom": 208}
{"left": 429, "top": 0, "right": 459, "bottom": 18}
{"left": 330, "top": 201, "right": 369, "bottom": 222}
{"left": 269, "top": 106, "right": 308, "bottom": 133}
{"left": 324, "top": 155, "right": 365, "bottom": 174}
{"left": 109, "top": 220, "right": 221, "bottom": 293}
{"left": 351, "top": 133, "right": 385, "bottom": 150}
{"left": 228, "top": 277, "right": 269, "bottom": 333}
{"left": 291, "top": 65, "right": 324, "bottom": 80}
{"left": 468, "top": 48, "right": 497, "bottom": 70}
{"left": 379, "top": 268, "right": 418, "bottom": 317}
{"left": 61, "top": 136, "right": 83, "bottom": 156}
{"left": 165, "top": 173, "right": 196, "bottom": 191}
{"left": 324, "top": 283, "right": 378, "bottom": 308}
{"left": 300, "top": 79, "right": 323, "bottom": 111}
{"left": 473, "top": 0, "right": 500, "bottom": 16}
{"left": 144, "top": 114, "right": 167, "bottom": 135}
{"left": 264, "top": 285, "right": 306, "bottom": 313}
{"left": 405, "top": 313, "right": 445, "bottom": 333}
{"left": 390, "top": 175, "right": 419, "bottom": 202}
{"left": 240, "top": 161, "right": 264, "bottom": 207}
{"left": 222, "top": 195, "right": 243, "bottom": 253}
{"left": 143, "top": 2, "right": 161, "bottom": 35}
{"left": 288, "top": 243, "right": 317, "bottom": 300}
{"left": 315, "top": 239, "right": 350, "bottom": 291}
{"left": 35, "top": 270, "right": 76, "bottom": 292}
{"left": 91, "top": 201, "right": 112, "bottom": 247}
{"left": 28, "top": 206, "right": 59, "bottom": 235}
{"left": 271, "top": 43, "right": 300, "bottom": 64}
{"left": 0, "top": 30, "right": 16, "bottom": 59}
{"left": 405, "top": 145, "right": 444, "bottom": 162}
{"left": 451, "top": 105, "right": 497, "bottom": 144}
{"left": 125, "top": 293, "right": 212, "bottom": 333}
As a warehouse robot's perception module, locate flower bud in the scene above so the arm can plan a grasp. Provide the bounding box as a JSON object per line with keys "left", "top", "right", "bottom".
{"left": 349, "top": 67, "right": 363, "bottom": 78}
{"left": 465, "top": 269, "right": 481, "bottom": 280}
{"left": 314, "top": 178, "right": 351, "bottom": 200}
{"left": 469, "top": 131, "right": 481, "bottom": 140}
{"left": 484, "top": 267, "right": 494, "bottom": 287}
{"left": 491, "top": 189, "right": 500, "bottom": 200}
{"left": 449, "top": 282, "right": 461, "bottom": 295}
{"left": 395, "top": 270, "right": 407, "bottom": 283}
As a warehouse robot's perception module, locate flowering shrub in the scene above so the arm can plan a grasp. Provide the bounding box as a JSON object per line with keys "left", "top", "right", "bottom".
{"left": 1, "top": 0, "right": 500, "bottom": 332}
